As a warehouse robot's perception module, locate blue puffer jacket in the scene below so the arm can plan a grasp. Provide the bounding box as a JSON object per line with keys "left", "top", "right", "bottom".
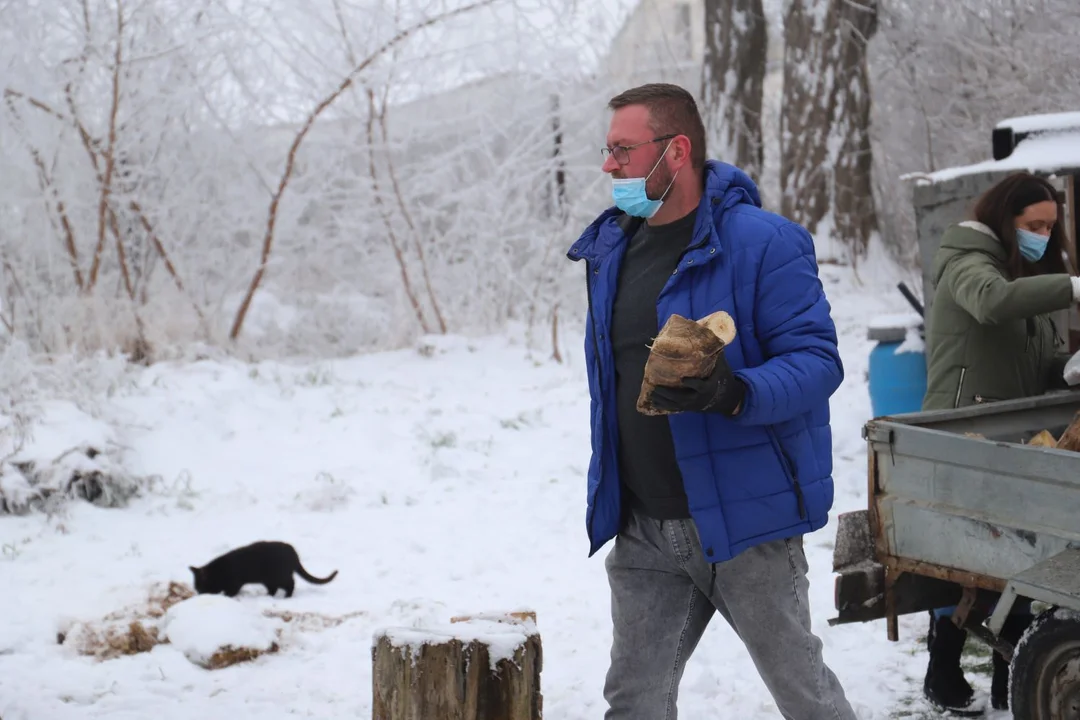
{"left": 566, "top": 160, "right": 843, "bottom": 562}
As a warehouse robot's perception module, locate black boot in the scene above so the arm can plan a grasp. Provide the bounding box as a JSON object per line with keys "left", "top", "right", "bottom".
{"left": 924, "top": 612, "right": 984, "bottom": 716}
{"left": 991, "top": 612, "right": 1035, "bottom": 710}
{"left": 991, "top": 649, "right": 1009, "bottom": 711}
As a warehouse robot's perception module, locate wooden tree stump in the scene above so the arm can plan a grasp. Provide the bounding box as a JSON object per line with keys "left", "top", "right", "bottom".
{"left": 372, "top": 611, "right": 542, "bottom": 720}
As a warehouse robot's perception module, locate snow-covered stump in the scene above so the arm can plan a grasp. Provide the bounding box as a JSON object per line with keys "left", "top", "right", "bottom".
{"left": 371, "top": 611, "right": 542, "bottom": 720}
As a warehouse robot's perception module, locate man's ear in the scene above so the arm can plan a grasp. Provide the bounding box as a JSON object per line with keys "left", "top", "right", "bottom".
{"left": 671, "top": 134, "right": 693, "bottom": 172}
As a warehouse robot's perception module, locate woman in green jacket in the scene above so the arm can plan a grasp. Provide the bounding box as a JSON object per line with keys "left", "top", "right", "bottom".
{"left": 921, "top": 171, "right": 1080, "bottom": 714}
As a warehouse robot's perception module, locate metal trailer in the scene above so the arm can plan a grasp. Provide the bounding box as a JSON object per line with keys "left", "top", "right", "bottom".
{"left": 831, "top": 391, "right": 1080, "bottom": 718}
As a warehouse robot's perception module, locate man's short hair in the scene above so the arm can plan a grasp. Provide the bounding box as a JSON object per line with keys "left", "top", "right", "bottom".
{"left": 608, "top": 83, "right": 706, "bottom": 172}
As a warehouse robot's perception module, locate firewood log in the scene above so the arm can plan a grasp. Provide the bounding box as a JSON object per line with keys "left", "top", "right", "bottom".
{"left": 637, "top": 310, "right": 736, "bottom": 416}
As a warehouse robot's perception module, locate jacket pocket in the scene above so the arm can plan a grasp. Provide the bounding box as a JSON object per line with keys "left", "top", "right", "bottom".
{"left": 766, "top": 428, "right": 807, "bottom": 520}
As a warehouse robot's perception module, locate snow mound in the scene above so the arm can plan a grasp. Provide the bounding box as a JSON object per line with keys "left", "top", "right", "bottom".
{"left": 58, "top": 581, "right": 362, "bottom": 668}
{"left": 162, "top": 594, "right": 281, "bottom": 669}
{"left": 59, "top": 581, "right": 195, "bottom": 660}
{"left": 0, "top": 444, "right": 159, "bottom": 516}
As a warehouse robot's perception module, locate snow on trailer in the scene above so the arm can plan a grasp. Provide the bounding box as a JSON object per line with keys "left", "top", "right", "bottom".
{"left": 917, "top": 131, "right": 1080, "bottom": 185}
{"left": 901, "top": 110, "right": 1080, "bottom": 352}
{"left": 995, "top": 111, "right": 1080, "bottom": 135}
{"left": 993, "top": 111, "right": 1080, "bottom": 161}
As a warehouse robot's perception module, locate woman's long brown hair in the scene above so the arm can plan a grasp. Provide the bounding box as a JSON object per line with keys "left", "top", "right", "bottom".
{"left": 971, "top": 171, "right": 1069, "bottom": 279}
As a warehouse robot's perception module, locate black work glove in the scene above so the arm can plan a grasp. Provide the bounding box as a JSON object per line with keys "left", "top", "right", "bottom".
{"left": 649, "top": 351, "right": 746, "bottom": 416}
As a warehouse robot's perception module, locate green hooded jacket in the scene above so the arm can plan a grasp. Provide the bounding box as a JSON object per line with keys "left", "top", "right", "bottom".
{"left": 922, "top": 221, "right": 1074, "bottom": 411}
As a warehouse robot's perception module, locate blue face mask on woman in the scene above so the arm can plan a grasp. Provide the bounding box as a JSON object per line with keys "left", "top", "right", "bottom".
{"left": 611, "top": 140, "right": 678, "bottom": 218}
{"left": 1016, "top": 228, "right": 1050, "bottom": 262}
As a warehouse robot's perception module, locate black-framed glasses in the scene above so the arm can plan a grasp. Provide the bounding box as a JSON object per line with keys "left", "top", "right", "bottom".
{"left": 601, "top": 134, "right": 677, "bottom": 166}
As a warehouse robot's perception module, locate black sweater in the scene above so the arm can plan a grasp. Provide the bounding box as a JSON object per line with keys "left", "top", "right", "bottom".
{"left": 610, "top": 210, "right": 697, "bottom": 520}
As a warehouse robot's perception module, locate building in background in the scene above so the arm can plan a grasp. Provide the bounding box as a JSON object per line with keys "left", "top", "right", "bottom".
{"left": 602, "top": 0, "right": 702, "bottom": 91}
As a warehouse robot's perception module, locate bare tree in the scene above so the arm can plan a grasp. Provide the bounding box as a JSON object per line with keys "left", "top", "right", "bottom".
{"left": 781, "top": 0, "right": 879, "bottom": 260}
{"left": 365, "top": 86, "right": 434, "bottom": 335}
{"left": 700, "top": 0, "right": 768, "bottom": 185}
{"left": 228, "top": 0, "right": 493, "bottom": 341}
{"left": 88, "top": 0, "right": 127, "bottom": 294}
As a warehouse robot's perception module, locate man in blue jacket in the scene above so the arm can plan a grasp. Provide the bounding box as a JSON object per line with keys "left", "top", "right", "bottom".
{"left": 567, "top": 83, "right": 856, "bottom": 719}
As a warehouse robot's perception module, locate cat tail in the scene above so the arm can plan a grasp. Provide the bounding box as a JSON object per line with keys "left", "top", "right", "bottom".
{"left": 296, "top": 563, "right": 338, "bottom": 584}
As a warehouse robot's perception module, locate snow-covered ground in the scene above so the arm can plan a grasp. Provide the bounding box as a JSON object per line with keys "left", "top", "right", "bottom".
{"left": 0, "top": 256, "right": 1010, "bottom": 719}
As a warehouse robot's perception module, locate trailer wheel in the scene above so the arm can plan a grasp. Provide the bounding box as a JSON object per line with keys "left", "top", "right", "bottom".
{"left": 1011, "top": 606, "right": 1080, "bottom": 719}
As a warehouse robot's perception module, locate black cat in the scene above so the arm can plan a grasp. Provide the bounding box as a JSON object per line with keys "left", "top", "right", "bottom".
{"left": 189, "top": 541, "right": 338, "bottom": 598}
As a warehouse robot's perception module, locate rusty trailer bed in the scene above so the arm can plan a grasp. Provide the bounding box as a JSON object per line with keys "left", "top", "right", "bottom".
{"left": 832, "top": 390, "right": 1080, "bottom": 636}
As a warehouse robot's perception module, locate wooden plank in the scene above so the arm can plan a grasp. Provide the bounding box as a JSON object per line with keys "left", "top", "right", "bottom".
{"left": 831, "top": 567, "right": 968, "bottom": 626}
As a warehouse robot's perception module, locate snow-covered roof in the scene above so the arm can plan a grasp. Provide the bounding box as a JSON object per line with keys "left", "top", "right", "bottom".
{"left": 995, "top": 112, "right": 1080, "bottom": 134}
{"left": 905, "top": 131, "right": 1080, "bottom": 185}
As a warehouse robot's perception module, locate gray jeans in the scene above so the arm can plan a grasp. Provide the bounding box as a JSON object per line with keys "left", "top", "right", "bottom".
{"left": 603, "top": 509, "right": 856, "bottom": 720}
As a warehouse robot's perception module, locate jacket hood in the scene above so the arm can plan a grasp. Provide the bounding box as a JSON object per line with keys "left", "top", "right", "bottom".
{"left": 931, "top": 221, "right": 1006, "bottom": 285}
{"left": 703, "top": 158, "right": 762, "bottom": 211}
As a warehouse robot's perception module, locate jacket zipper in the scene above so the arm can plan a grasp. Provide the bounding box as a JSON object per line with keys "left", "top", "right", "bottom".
{"left": 768, "top": 428, "right": 806, "bottom": 519}
{"left": 661, "top": 233, "right": 712, "bottom": 302}
{"left": 584, "top": 262, "right": 603, "bottom": 393}
{"left": 584, "top": 261, "right": 604, "bottom": 539}
{"left": 953, "top": 367, "right": 967, "bottom": 409}
{"left": 674, "top": 233, "right": 710, "bottom": 269}
{"left": 1050, "top": 316, "right": 1064, "bottom": 347}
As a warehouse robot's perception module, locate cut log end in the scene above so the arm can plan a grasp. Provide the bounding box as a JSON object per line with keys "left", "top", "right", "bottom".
{"left": 1056, "top": 412, "right": 1080, "bottom": 452}
{"left": 698, "top": 310, "right": 736, "bottom": 346}
{"left": 637, "top": 310, "right": 736, "bottom": 416}
{"left": 372, "top": 611, "right": 542, "bottom": 720}
{"left": 1028, "top": 429, "right": 1058, "bottom": 448}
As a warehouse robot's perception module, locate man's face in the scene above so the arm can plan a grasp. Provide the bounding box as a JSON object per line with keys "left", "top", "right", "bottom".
{"left": 603, "top": 105, "right": 675, "bottom": 201}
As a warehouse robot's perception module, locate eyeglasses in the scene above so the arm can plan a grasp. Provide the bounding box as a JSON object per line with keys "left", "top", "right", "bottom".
{"left": 601, "top": 134, "right": 677, "bottom": 166}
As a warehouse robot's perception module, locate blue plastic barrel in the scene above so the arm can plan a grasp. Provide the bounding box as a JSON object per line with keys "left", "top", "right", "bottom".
{"left": 867, "top": 319, "right": 927, "bottom": 418}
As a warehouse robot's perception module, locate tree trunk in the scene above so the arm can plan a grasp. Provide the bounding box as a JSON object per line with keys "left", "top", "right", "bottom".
{"left": 372, "top": 612, "right": 542, "bottom": 720}
{"left": 781, "top": 0, "right": 879, "bottom": 259}
{"left": 700, "top": 0, "right": 767, "bottom": 186}
{"left": 550, "top": 93, "right": 566, "bottom": 219}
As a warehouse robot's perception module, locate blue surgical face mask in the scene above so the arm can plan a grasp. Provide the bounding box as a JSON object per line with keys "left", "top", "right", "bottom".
{"left": 611, "top": 140, "right": 678, "bottom": 218}
{"left": 1017, "top": 228, "right": 1050, "bottom": 262}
